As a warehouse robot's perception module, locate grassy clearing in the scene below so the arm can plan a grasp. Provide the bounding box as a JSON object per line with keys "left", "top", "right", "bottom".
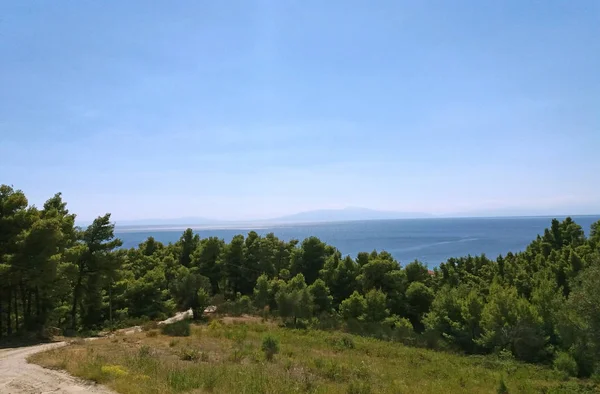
{"left": 29, "top": 319, "right": 595, "bottom": 394}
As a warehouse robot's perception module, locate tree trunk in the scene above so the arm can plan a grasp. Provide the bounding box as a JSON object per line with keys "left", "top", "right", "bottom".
{"left": 108, "top": 283, "right": 112, "bottom": 328}
{"left": 35, "top": 286, "right": 40, "bottom": 318}
{"left": 0, "top": 292, "right": 3, "bottom": 338}
{"left": 14, "top": 288, "right": 19, "bottom": 332}
{"left": 6, "top": 288, "right": 12, "bottom": 336}
{"left": 26, "top": 291, "right": 32, "bottom": 328}
{"left": 19, "top": 281, "right": 28, "bottom": 328}
{"left": 71, "top": 273, "right": 83, "bottom": 330}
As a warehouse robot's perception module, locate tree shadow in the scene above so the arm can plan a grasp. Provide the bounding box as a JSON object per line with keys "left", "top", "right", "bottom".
{"left": 0, "top": 335, "right": 58, "bottom": 349}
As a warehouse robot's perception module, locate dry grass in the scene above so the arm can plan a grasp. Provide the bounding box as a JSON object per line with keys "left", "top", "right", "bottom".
{"left": 29, "top": 320, "right": 596, "bottom": 394}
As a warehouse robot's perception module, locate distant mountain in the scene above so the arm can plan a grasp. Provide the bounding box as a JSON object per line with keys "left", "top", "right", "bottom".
{"left": 109, "top": 208, "right": 431, "bottom": 229}
{"left": 268, "top": 207, "right": 431, "bottom": 223}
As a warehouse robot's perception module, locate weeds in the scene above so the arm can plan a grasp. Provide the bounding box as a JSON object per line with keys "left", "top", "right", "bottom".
{"left": 497, "top": 376, "right": 509, "bottom": 393}
{"left": 29, "top": 321, "right": 587, "bottom": 394}
{"left": 347, "top": 380, "right": 372, "bottom": 394}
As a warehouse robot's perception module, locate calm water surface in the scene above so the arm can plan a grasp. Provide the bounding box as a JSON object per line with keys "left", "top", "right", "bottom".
{"left": 115, "top": 216, "right": 600, "bottom": 267}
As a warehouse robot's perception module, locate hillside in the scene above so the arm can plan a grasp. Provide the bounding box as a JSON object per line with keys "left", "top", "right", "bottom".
{"left": 29, "top": 317, "right": 593, "bottom": 394}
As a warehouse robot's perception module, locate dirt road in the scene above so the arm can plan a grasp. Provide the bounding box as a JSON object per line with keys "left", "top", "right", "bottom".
{"left": 0, "top": 309, "right": 199, "bottom": 393}
{"left": 0, "top": 341, "right": 114, "bottom": 394}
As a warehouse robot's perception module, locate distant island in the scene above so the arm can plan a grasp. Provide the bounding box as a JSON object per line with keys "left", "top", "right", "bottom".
{"left": 112, "top": 207, "right": 431, "bottom": 227}
{"left": 265, "top": 207, "right": 432, "bottom": 223}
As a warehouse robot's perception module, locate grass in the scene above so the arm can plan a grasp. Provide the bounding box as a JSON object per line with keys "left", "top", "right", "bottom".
{"left": 28, "top": 318, "right": 597, "bottom": 394}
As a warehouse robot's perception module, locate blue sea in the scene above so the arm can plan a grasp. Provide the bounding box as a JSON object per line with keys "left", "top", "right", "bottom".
{"left": 115, "top": 216, "right": 600, "bottom": 267}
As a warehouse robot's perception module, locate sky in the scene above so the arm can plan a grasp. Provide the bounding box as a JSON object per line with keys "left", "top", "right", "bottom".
{"left": 1, "top": 1, "right": 599, "bottom": 221}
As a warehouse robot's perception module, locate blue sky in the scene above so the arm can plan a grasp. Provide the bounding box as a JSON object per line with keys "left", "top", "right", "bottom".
{"left": 1, "top": 1, "right": 599, "bottom": 221}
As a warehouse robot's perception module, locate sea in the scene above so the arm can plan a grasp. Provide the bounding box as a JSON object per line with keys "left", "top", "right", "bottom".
{"left": 114, "top": 216, "right": 600, "bottom": 267}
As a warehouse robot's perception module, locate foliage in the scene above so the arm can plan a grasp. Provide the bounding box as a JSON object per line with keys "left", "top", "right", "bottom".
{"left": 261, "top": 335, "right": 280, "bottom": 361}
{"left": 308, "top": 278, "right": 333, "bottom": 314}
{"left": 554, "top": 351, "right": 578, "bottom": 377}
{"left": 364, "top": 289, "right": 389, "bottom": 322}
{"left": 3, "top": 184, "right": 600, "bottom": 379}
{"left": 340, "top": 291, "right": 367, "bottom": 320}
{"left": 179, "top": 348, "right": 201, "bottom": 361}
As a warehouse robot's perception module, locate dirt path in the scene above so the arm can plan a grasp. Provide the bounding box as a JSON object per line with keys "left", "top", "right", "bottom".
{"left": 0, "top": 342, "right": 114, "bottom": 394}
{"left": 0, "top": 309, "right": 198, "bottom": 393}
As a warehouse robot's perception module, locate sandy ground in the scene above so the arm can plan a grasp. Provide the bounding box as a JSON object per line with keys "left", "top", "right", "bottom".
{"left": 0, "top": 308, "right": 200, "bottom": 393}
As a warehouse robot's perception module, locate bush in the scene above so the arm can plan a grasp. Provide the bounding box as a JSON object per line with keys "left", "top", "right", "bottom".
{"left": 208, "top": 319, "right": 222, "bottom": 329}
{"left": 237, "top": 295, "right": 253, "bottom": 315}
{"left": 261, "top": 335, "right": 280, "bottom": 361}
{"left": 312, "top": 312, "right": 342, "bottom": 330}
{"left": 328, "top": 334, "right": 355, "bottom": 351}
{"left": 179, "top": 348, "right": 201, "bottom": 361}
{"left": 138, "top": 345, "right": 152, "bottom": 357}
{"left": 553, "top": 351, "right": 578, "bottom": 378}
{"left": 160, "top": 320, "right": 191, "bottom": 337}
{"left": 315, "top": 358, "right": 347, "bottom": 381}
{"left": 101, "top": 364, "right": 128, "bottom": 378}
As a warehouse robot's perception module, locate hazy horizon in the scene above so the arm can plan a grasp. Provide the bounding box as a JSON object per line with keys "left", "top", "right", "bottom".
{"left": 77, "top": 207, "right": 600, "bottom": 228}
{"left": 2, "top": 1, "right": 599, "bottom": 221}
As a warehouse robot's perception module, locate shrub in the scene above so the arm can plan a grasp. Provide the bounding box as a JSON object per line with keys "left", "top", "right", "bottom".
{"left": 553, "top": 351, "right": 578, "bottom": 378}
{"left": 160, "top": 319, "right": 191, "bottom": 337}
{"left": 318, "top": 359, "right": 347, "bottom": 381}
{"left": 328, "top": 334, "right": 355, "bottom": 351}
{"left": 385, "top": 316, "right": 414, "bottom": 342}
{"left": 261, "top": 335, "right": 280, "bottom": 361}
{"left": 179, "top": 348, "right": 201, "bottom": 361}
{"left": 138, "top": 345, "right": 152, "bottom": 358}
{"left": 227, "top": 324, "right": 248, "bottom": 346}
{"left": 312, "top": 312, "right": 342, "bottom": 330}
{"left": 101, "top": 364, "right": 128, "bottom": 378}
{"left": 498, "top": 348, "right": 515, "bottom": 362}
{"left": 237, "top": 295, "right": 253, "bottom": 314}
{"left": 208, "top": 319, "right": 223, "bottom": 330}
{"left": 210, "top": 293, "right": 225, "bottom": 308}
